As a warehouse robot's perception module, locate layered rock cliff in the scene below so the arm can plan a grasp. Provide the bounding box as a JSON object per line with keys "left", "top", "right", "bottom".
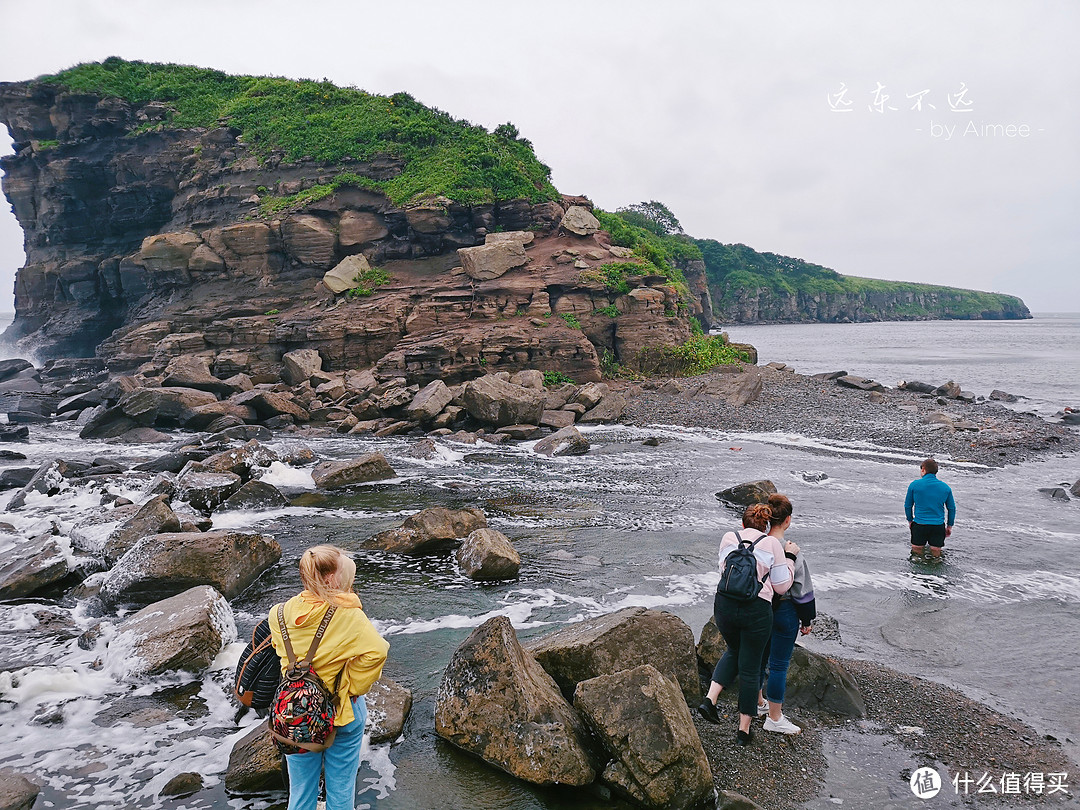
{"left": 0, "top": 63, "right": 709, "bottom": 383}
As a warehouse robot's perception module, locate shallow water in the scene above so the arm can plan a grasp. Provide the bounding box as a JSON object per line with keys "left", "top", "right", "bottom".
{"left": 0, "top": 415, "right": 1077, "bottom": 808}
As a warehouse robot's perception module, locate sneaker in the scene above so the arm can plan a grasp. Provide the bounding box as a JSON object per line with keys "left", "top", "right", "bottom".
{"left": 757, "top": 701, "right": 770, "bottom": 716}
{"left": 763, "top": 714, "right": 802, "bottom": 735}
{"left": 697, "top": 699, "right": 720, "bottom": 724}
{"left": 735, "top": 729, "right": 753, "bottom": 746}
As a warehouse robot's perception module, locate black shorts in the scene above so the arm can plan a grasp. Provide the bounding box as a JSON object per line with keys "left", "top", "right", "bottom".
{"left": 910, "top": 522, "right": 946, "bottom": 548}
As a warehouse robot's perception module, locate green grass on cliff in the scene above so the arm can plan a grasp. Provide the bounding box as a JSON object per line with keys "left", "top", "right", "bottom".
{"left": 38, "top": 58, "right": 559, "bottom": 207}
{"left": 591, "top": 210, "right": 702, "bottom": 301}
{"left": 694, "top": 238, "right": 1028, "bottom": 317}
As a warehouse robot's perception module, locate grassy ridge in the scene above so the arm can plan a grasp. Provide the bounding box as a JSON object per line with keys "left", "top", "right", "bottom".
{"left": 39, "top": 58, "right": 559, "bottom": 207}
{"left": 695, "top": 238, "right": 1028, "bottom": 318}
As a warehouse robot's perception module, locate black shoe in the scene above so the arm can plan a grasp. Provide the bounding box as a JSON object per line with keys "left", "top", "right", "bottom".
{"left": 735, "top": 729, "right": 753, "bottom": 746}
{"left": 697, "top": 699, "right": 720, "bottom": 724}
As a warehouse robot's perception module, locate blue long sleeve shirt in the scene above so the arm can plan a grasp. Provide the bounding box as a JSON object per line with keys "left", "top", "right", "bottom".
{"left": 905, "top": 473, "right": 956, "bottom": 526}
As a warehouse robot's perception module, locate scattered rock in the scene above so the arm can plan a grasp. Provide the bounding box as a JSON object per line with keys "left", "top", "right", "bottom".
{"left": 462, "top": 376, "right": 544, "bottom": 427}
{"left": 104, "top": 494, "right": 182, "bottom": 564}
{"left": 107, "top": 586, "right": 235, "bottom": 677}
{"left": 282, "top": 349, "right": 323, "bottom": 385}
{"left": 836, "top": 375, "right": 886, "bottom": 392}
{"left": 533, "top": 426, "right": 590, "bottom": 457}
{"left": 404, "top": 380, "right": 452, "bottom": 423}
{"left": 177, "top": 469, "right": 243, "bottom": 512}
{"left": 311, "top": 452, "right": 396, "bottom": 488}
{"left": 434, "top": 616, "right": 600, "bottom": 786}
{"left": 367, "top": 676, "right": 414, "bottom": 745}
{"left": 224, "top": 722, "right": 284, "bottom": 794}
{"left": 0, "top": 532, "right": 71, "bottom": 599}
{"left": 898, "top": 380, "right": 936, "bottom": 394}
{"left": 539, "top": 409, "right": 575, "bottom": 429}
{"left": 715, "top": 479, "right": 777, "bottom": 507}
{"left": 221, "top": 479, "right": 290, "bottom": 511}
{"left": 160, "top": 772, "right": 204, "bottom": 798}
{"left": 934, "top": 381, "right": 962, "bottom": 398}
{"left": 1070, "top": 479, "right": 1080, "bottom": 498}
{"left": 1036, "top": 487, "right": 1070, "bottom": 502}
{"left": 322, "top": 254, "right": 372, "bottom": 294}
{"left": 527, "top": 606, "right": 700, "bottom": 705}
{"left": 456, "top": 528, "right": 521, "bottom": 581}
{"left": 100, "top": 530, "right": 281, "bottom": 606}
{"left": 366, "top": 507, "right": 487, "bottom": 553}
{"left": 575, "top": 664, "right": 713, "bottom": 810}
{"left": 162, "top": 355, "right": 236, "bottom": 397}
{"left": 989, "top": 389, "right": 1019, "bottom": 403}
{"left": 0, "top": 425, "right": 29, "bottom": 443}
{"left": 560, "top": 206, "right": 601, "bottom": 237}
{"left": 784, "top": 646, "right": 867, "bottom": 717}
{"left": 0, "top": 769, "right": 40, "bottom": 810}
{"left": 458, "top": 241, "right": 528, "bottom": 281}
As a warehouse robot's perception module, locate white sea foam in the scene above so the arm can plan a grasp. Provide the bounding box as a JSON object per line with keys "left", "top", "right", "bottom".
{"left": 258, "top": 460, "right": 315, "bottom": 490}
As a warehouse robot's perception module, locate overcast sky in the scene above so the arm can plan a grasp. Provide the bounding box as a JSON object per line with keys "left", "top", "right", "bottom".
{"left": 1, "top": 0, "right": 1077, "bottom": 313}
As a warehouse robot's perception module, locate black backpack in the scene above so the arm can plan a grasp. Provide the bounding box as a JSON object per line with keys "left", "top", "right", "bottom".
{"left": 233, "top": 618, "right": 283, "bottom": 716}
{"left": 717, "top": 531, "right": 769, "bottom": 601}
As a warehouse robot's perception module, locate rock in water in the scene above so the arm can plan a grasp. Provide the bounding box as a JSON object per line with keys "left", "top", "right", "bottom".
{"left": 526, "top": 607, "right": 701, "bottom": 704}
{"left": 365, "top": 507, "right": 487, "bottom": 553}
{"left": 1071, "top": 478, "right": 1080, "bottom": 498}
{"left": 176, "top": 469, "right": 242, "bottom": 512}
{"left": 1036, "top": 487, "right": 1070, "bottom": 502}
{"left": 106, "top": 586, "right": 235, "bottom": 677}
{"left": 456, "top": 528, "right": 521, "bottom": 580}
{"left": 533, "top": 426, "right": 590, "bottom": 457}
{"left": 225, "top": 723, "right": 284, "bottom": 794}
{"left": 311, "top": 453, "right": 396, "bottom": 488}
{"left": 367, "top": 676, "right": 414, "bottom": 744}
{"left": 100, "top": 530, "right": 281, "bottom": 607}
{"left": 434, "top": 616, "right": 600, "bottom": 786}
{"left": 103, "top": 494, "right": 181, "bottom": 564}
{"left": 159, "top": 772, "right": 204, "bottom": 798}
{"left": 575, "top": 665, "right": 713, "bottom": 810}
{"left": 0, "top": 532, "right": 71, "bottom": 600}
{"left": 989, "top": 389, "right": 1019, "bottom": 403}
{"left": 0, "top": 769, "right": 40, "bottom": 810}
{"left": 715, "top": 479, "right": 777, "bottom": 507}
{"left": 221, "top": 479, "right": 289, "bottom": 511}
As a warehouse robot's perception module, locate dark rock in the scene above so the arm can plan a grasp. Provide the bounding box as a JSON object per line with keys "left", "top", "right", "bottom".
{"left": 225, "top": 723, "right": 284, "bottom": 794}
{"left": 799, "top": 471, "right": 829, "bottom": 483}
{"left": 989, "top": 389, "right": 1019, "bottom": 403}
{"left": 456, "top": 528, "right": 521, "bottom": 580}
{"left": 207, "top": 424, "right": 274, "bottom": 444}
{"left": 533, "top": 425, "right": 590, "bottom": 457}
{"left": 1037, "top": 487, "right": 1070, "bottom": 502}
{"left": 202, "top": 440, "right": 279, "bottom": 480}
{"left": 367, "top": 676, "right": 413, "bottom": 745}
{"left": 311, "top": 452, "right": 396, "bottom": 488}
{"left": 0, "top": 360, "right": 34, "bottom": 383}
{"left": 0, "top": 425, "right": 29, "bottom": 443}
{"left": 7, "top": 461, "right": 70, "bottom": 510}
{"left": 366, "top": 507, "right": 487, "bottom": 553}
{"left": 642, "top": 437, "right": 660, "bottom": 447}
{"left": 1062, "top": 412, "right": 1080, "bottom": 426}
{"left": 934, "top": 381, "right": 962, "bottom": 398}
{"left": 836, "top": 375, "right": 886, "bottom": 392}
{"left": 899, "top": 380, "right": 936, "bottom": 394}
{"left": 718, "top": 790, "right": 765, "bottom": 810}
{"left": 0, "top": 451, "right": 27, "bottom": 460}
{"left": 0, "top": 532, "right": 71, "bottom": 599}
{"left": 133, "top": 448, "right": 211, "bottom": 474}
{"left": 78, "top": 405, "right": 139, "bottom": 439}
{"left": 160, "top": 772, "right": 204, "bottom": 798}
{"left": 575, "top": 665, "right": 713, "bottom": 810}
{"left": 100, "top": 530, "right": 281, "bottom": 607}
{"left": 527, "top": 606, "right": 700, "bottom": 705}
{"left": 106, "top": 586, "right": 233, "bottom": 676}
{"left": 434, "top": 616, "right": 600, "bottom": 786}
{"left": 177, "top": 469, "right": 243, "bottom": 512}
{"left": 1071, "top": 479, "right": 1080, "bottom": 498}
{"left": 104, "top": 494, "right": 182, "bottom": 564}
{"left": 0, "top": 468, "right": 36, "bottom": 491}
{"left": 784, "top": 646, "right": 866, "bottom": 717}
{"left": 696, "top": 617, "right": 727, "bottom": 673}
{"left": 715, "top": 479, "right": 777, "bottom": 507}
{"left": 221, "top": 479, "right": 290, "bottom": 511}
{"left": 0, "top": 768, "right": 39, "bottom": 810}
{"left": 496, "top": 424, "right": 543, "bottom": 440}
{"left": 810, "top": 371, "right": 848, "bottom": 381}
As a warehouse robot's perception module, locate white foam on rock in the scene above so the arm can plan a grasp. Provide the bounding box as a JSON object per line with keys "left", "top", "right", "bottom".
{"left": 258, "top": 460, "right": 315, "bottom": 490}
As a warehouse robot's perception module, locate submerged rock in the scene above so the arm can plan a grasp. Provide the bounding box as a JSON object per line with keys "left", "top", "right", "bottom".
{"left": 100, "top": 530, "right": 281, "bottom": 606}
{"left": 533, "top": 425, "right": 590, "bottom": 457}
{"left": 434, "top": 616, "right": 600, "bottom": 786}
{"left": 107, "top": 585, "right": 235, "bottom": 677}
{"left": 715, "top": 479, "right": 777, "bottom": 507}
{"left": 527, "top": 606, "right": 700, "bottom": 705}
{"left": 575, "top": 665, "right": 713, "bottom": 810}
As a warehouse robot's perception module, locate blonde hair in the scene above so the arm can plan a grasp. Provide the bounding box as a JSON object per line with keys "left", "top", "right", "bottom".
{"left": 299, "top": 545, "right": 357, "bottom": 602}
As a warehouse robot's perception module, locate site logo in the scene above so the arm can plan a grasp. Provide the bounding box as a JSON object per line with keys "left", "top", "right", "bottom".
{"left": 910, "top": 767, "right": 942, "bottom": 799}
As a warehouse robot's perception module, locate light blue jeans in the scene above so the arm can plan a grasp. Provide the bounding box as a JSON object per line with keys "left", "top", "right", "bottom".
{"left": 286, "top": 696, "right": 367, "bottom": 810}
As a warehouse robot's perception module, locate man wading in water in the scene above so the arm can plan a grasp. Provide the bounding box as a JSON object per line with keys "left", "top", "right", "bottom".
{"left": 905, "top": 458, "right": 956, "bottom": 560}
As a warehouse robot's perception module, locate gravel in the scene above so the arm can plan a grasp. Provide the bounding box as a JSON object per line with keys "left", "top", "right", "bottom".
{"left": 617, "top": 367, "right": 1079, "bottom": 468}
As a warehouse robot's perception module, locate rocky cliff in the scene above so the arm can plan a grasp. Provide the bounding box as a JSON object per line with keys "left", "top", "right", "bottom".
{"left": 0, "top": 62, "right": 710, "bottom": 384}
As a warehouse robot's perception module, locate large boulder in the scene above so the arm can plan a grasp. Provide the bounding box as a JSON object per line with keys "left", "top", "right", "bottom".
{"left": 696, "top": 617, "right": 727, "bottom": 672}
{"left": 533, "top": 426, "right": 590, "bottom": 457}
{"left": 221, "top": 479, "right": 290, "bottom": 511}
{"left": 715, "top": 479, "right": 777, "bottom": 507}
{"left": 282, "top": 349, "right": 323, "bottom": 386}
{"left": 79, "top": 406, "right": 138, "bottom": 439}
{"left": 202, "top": 441, "right": 279, "bottom": 480}
{"left": 162, "top": 356, "right": 236, "bottom": 397}
{"left": 311, "top": 453, "right": 396, "bottom": 488}
{"left": 106, "top": 586, "right": 235, "bottom": 677}
{"left": 225, "top": 722, "right": 284, "bottom": 794}
{"left": 232, "top": 390, "right": 311, "bottom": 423}
{"left": 0, "top": 532, "right": 71, "bottom": 599}
{"left": 322, "top": 254, "right": 371, "bottom": 294}
{"left": 575, "top": 665, "right": 713, "bottom": 810}
{"left": 103, "top": 494, "right": 182, "bottom": 564}
{"left": 526, "top": 607, "right": 701, "bottom": 705}
{"left": 570, "top": 382, "right": 609, "bottom": 410}
{"left": 560, "top": 206, "right": 601, "bottom": 236}
{"left": 177, "top": 469, "right": 243, "bottom": 512}
{"left": 784, "top": 646, "right": 867, "bottom": 718}
{"left": 404, "top": 380, "right": 452, "bottom": 423}
{"left": 462, "top": 376, "right": 544, "bottom": 427}
{"left": 696, "top": 371, "right": 764, "bottom": 407}
{"left": 456, "top": 528, "right": 521, "bottom": 581}
{"left": 457, "top": 241, "right": 528, "bottom": 281}
{"left": 367, "top": 676, "right": 414, "bottom": 745}
{"left": 365, "top": 507, "right": 487, "bottom": 553}
{"left": 0, "top": 769, "right": 39, "bottom": 810}
{"left": 100, "top": 530, "right": 282, "bottom": 607}
{"left": 119, "top": 387, "right": 219, "bottom": 426}
{"left": 434, "top": 616, "right": 600, "bottom": 786}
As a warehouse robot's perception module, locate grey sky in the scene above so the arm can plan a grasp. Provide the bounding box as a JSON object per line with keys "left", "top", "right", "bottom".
{"left": 1, "top": 0, "right": 1077, "bottom": 313}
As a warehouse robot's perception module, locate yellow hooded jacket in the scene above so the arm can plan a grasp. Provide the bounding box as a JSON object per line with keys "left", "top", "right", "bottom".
{"left": 269, "top": 591, "right": 389, "bottom": 727}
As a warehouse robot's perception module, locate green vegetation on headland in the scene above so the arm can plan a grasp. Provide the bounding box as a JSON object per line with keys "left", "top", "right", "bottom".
{"left": 38, "top": 58, "right": 558, "bottom": 207}
{"left": 694, "top": 239, "right": 1030, "bottom": 321}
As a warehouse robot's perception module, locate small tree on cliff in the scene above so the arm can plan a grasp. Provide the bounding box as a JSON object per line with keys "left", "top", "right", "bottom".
{"left": 615, "top": 201, "right": 684, "bottom": 237}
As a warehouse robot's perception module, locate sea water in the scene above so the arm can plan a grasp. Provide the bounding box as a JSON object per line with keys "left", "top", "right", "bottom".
{"left": 0, "top": 316, "right": 1076, "bottom": 808}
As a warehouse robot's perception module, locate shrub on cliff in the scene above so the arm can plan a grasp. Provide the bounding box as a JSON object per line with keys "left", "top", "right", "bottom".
{"left": 633, "top": 334, "right": 749, "bottom": 377}
{"left": 39, "top": 58, "right": 559, "bottom": 206}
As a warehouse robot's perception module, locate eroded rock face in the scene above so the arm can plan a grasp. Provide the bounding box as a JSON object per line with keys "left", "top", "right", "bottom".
{"left": 100, "top": 530, "right": 281, "bottom": 606}
{"left": 575, "top": 665, "right": 713, "bottom": 810}
{"left": 106, "top": 585, "right": 235, "bottom": 677}
{"left": 434, "top": 616, "right": 600, "bottom": 786}
{"left": 526, "top": 607, "right": 701, "bottom": 705}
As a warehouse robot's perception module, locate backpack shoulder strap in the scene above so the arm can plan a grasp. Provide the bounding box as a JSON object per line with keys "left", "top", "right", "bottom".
{"left": 300, "top": 604, "right": 337, "bottom": 667}
{"left": 276, "top": 603, "right": 298, "bottom": 667}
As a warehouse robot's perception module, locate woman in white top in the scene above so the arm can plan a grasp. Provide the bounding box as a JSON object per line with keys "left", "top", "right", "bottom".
{"left": 698, "top": 503, "right": 796, "bottom": 745}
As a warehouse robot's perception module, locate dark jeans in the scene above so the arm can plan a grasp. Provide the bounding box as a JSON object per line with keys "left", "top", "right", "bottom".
{"left": 760, "top": 599, "right": 800, "bottom": 704}
{"left": 711, "top": 591, "right": 773, "bottom": 716}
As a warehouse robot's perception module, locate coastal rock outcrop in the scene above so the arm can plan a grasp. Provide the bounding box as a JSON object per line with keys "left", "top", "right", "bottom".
{"left": 434, "top": 616, "right": 601, "bottom": 786}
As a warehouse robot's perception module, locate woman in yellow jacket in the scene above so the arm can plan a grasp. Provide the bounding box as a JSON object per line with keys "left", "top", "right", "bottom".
{"left": 269, "top": 545, "right": 389, "bottom": 810}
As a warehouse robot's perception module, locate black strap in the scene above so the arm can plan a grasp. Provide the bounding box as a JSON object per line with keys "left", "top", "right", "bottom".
{"left": 276, "top": 603, "right": 337, "bottom": 669}
{"left": 734, "top": 531, "right": 770, "bottom": 585}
